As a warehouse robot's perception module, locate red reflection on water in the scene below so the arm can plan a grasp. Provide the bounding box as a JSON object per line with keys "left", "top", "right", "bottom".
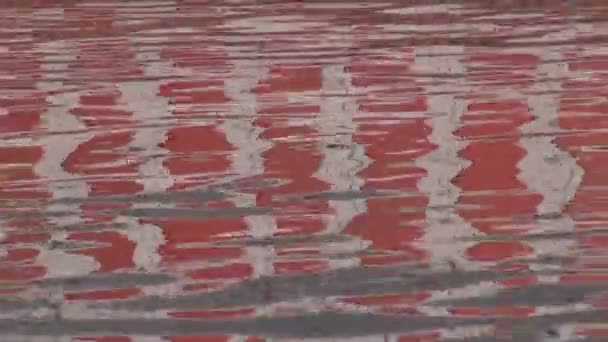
{"left": 65, "top": 287, "right": 142, "bottom": 301}
{"left": 4, "top": 2, "right": 608, "bottom": 341}
{"left": 162, "top": 126, "right": 235, "bottom": 190}
{"left": 466, "top": 241, "right": 534, "bottom": 262}
{"left": 344, "top": 39, "right": 433, "bottom": 266}
{"left": 56, "top": 2, "right": 142, "bottom": 292}
{"left": 456, "top": 52, "right": 542, "bottom": 263}
{"left": 68, "top": 231, "right": 137, "bottom": 273}
{"left": 169, "top": 307, "right": 256, "bottom": 320}
{"left": 253, "top": 63, "right": 332, "bottom": 274}
{"left": 450, "top": 306, "right": 535, "bottom": 317}
{"left": 555, "top": 42, "right": 608, "bottom": 296}
{"left": 63, "top": 5, "right": 143, "bottom": 82}
{"left": 396, "top": 334, "right": 441, "bottom": 342}
{"left": 340, "top": 292, "right": 432, "bottom": 316}
{"left": 0, "top": 6, "right": 50, "bottom": 288}
{"left": 150, "top": 27, "right": 257, "bottom": 286}
{"left": 153, "top": 217, "right": 246, "bottom": 262}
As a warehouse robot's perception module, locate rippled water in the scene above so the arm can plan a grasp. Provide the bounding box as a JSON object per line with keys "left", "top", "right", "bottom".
{"left": 2, "top": 0, "right": 608, "bottom": 341}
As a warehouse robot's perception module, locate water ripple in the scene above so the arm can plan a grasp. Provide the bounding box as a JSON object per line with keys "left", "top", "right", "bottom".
{"left": 1, "top": 0, "right": 608, "bottom": 341}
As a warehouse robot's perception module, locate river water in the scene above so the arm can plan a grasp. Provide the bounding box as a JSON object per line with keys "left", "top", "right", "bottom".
{"left": 1, "top": 0, "right": 608, "bottom": 341}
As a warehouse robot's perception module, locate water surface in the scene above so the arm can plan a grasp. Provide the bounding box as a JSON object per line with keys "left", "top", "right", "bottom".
{"left": 1, "top": 0, "right": 608, "bottom": 341}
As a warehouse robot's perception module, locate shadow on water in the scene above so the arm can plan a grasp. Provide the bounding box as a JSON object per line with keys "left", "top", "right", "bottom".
{"left": 2, "top": 0, "right": 608, "bottom": 341}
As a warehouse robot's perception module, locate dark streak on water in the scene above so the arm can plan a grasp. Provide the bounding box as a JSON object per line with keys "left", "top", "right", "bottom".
{"left": 2, "top": 0, "right": 608, "bottom": 341}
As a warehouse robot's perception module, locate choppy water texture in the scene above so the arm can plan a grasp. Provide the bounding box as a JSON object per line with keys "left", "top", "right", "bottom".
{"left": 3, "top": 0, "right": 608, "bottom": 341}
